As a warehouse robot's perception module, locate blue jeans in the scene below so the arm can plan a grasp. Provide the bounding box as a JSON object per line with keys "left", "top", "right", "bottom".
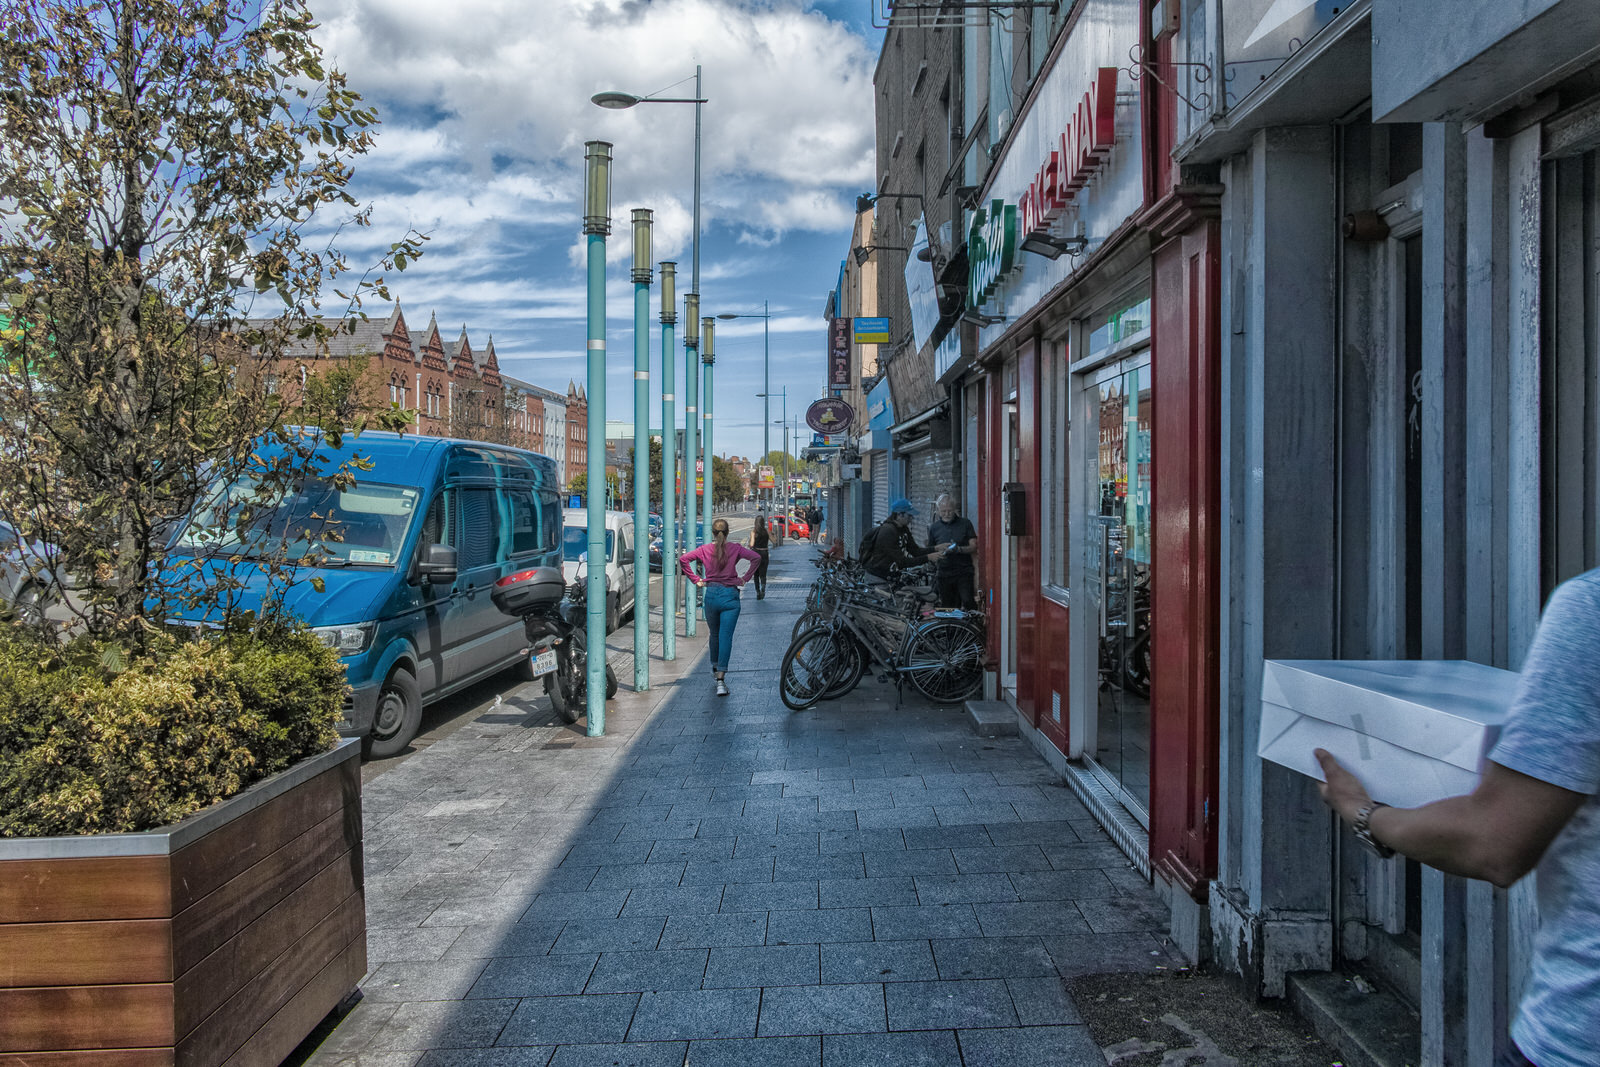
{"left": 702, "top": 584, "right": 742, "bottom": 673}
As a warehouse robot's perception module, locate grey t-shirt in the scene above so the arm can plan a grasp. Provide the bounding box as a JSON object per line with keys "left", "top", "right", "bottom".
{"left": 1488, "top": 568, "right": 1600, "bottom": 1067}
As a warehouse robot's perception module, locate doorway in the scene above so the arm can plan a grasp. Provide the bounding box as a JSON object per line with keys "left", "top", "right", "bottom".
{"left": 1079, "top": 354, "right": 1153, "bottom": 825}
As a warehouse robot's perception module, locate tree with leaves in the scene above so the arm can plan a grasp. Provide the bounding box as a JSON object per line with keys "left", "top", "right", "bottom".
{"left": 0, "top": 0, "right": 423, "bottom": 648}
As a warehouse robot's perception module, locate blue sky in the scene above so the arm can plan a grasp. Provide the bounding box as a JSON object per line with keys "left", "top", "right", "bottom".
{"left": 311, "top": 0, "right": 886, "bottom": 460}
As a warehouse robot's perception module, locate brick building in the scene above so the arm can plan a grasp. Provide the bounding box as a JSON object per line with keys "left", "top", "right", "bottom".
{"left": 250, "top": 304, "right": 585, "bottom": 485}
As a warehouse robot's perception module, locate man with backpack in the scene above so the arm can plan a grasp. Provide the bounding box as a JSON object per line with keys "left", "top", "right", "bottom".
{"left": 861, "top": 498, "right": 944, "bottom": 581}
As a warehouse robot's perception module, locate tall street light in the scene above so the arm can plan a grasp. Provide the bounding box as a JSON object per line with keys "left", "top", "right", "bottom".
{"left": 658, "top": 261, "right": 677, "bottom": 661}
{"left": 717, "top": 302, "right": 770, "bottom": 508}
{"left": 592, "top": 69, "right": 705, "bottom": 635}
{"left": 700, "top": 318, "right": 715, "bottom": 540}
{"left": 581, "top": 140, "right": 612, "bottom": 735}
{"left": 757, "top": 387, "right": 786, "bottom": 536}
{"left": 630, "top": 209, "right": 651, "bottom": 691}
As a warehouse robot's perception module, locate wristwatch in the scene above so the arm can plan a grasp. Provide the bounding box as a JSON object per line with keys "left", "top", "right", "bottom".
{"left": 1353, "top": 802, "right": 1395, "bottom": 859}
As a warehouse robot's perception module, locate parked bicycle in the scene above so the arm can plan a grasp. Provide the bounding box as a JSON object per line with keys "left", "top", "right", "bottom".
{"left": 780, "top": 562, "right": 985, "bottom": 710}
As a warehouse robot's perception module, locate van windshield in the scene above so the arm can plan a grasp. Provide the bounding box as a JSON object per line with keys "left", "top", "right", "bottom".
{"left": 173, "top": 474, "right": 422, "bottom": 568}
{"left": 563, "top": 525, "right": 614, "bottom": 562}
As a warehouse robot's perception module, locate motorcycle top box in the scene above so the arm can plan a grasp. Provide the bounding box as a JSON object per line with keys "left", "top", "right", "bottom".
{"left": 492, "top": 566, "right": 567, "bottom": 616}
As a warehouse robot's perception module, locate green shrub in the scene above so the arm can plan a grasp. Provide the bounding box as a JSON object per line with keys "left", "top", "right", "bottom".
{"left": 0, "top": 620, "right": 343, "bottom": 837}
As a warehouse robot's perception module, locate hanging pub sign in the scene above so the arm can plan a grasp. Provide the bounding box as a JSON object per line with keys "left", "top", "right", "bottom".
{"left": 828, "top": 317, "right": 850, "bottom": 387}
{"left": 806, "top": 397, "right": 854, "bottom": 436}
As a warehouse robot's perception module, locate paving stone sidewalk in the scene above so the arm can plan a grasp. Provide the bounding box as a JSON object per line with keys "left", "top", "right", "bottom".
{"left": 297, "top": 544, "right": 1184, "bottom": 1067}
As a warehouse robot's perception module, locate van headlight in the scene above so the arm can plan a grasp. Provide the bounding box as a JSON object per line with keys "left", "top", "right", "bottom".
{"left": 312, "top": 622, "right": 374, "bottom": 655}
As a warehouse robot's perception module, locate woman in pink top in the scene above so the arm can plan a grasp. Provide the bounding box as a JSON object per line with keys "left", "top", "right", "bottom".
{"left": 679, "top": 517, "right": 763, "bottom": 696}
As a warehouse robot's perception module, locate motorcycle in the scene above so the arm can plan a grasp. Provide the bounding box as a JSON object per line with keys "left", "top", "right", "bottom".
{"left": 491, "top": 556, "right": 618, "bottom": 724}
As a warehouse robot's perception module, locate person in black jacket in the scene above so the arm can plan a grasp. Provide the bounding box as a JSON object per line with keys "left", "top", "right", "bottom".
{"left": 862, "top": 498, "right": 943, "bottom": 581}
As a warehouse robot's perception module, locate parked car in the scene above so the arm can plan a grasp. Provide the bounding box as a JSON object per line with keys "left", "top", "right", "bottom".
{"left": 163, "top": 432, "right": 564, "bottom": 758}
{"left": 768, "top": 514, "right": 809, "bottom": 541}
{"left": 563, "top": 509, "right": 636, "bottom": 633}
{"left": 649, "top": 522, "right": 705, "bottom": 571}
{"left": 0, "top": 517, "right": 78, "bottom": 626}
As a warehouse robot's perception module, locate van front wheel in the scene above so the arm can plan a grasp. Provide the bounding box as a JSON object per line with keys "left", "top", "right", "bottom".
{"left": 365, "top": 667, "right": 422, "bottom": 759}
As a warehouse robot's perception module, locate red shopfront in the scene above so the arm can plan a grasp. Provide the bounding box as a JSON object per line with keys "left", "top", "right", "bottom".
{"left": 960, "top": 0, "right": 1220, "bottom": 903}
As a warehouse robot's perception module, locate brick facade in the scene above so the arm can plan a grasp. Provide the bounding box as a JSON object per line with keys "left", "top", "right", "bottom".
{"left": 251, "top": 305, "right": 578, "bottom": 479}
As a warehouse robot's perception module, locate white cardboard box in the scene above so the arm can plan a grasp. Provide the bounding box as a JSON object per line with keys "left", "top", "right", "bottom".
{"left": 1258, "top": 660, "right": 1521, "bottom": 809}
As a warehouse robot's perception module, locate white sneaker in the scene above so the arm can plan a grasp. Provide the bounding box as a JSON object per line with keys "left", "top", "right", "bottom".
{"left": 716, "top": 680, "right": 729, "bottom": 697}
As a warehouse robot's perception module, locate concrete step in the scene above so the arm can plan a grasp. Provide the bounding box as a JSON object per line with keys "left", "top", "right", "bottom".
{"left": 1287, "top": 970, "right": 1421, "bottom": 1067}
{"left": 965, "top": 699, "right": 1018, "bottom": 737}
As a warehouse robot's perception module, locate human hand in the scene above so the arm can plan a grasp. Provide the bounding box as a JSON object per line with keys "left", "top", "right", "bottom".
{"left": 1314, "top": 748, "right": 1371, "bottom": 825}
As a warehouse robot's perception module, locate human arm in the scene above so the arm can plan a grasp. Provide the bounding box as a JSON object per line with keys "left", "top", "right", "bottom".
{"left": 677, "top": 544, "right": 707, "bottom": 586}
{"left": 1314, "top": 750, "right": 1586, "bottom": 888}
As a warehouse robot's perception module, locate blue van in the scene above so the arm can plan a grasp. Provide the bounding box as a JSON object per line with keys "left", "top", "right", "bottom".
{"left": 165, "top": 432, "right": 564, "bottom": 756}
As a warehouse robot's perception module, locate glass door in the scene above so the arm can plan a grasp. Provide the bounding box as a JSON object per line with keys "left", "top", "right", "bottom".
{"left": 1081, "top": 355, "right": 1153, "bottom": 824}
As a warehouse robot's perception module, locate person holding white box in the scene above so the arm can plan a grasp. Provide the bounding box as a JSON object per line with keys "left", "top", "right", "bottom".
{"left": 1315, "top": 569, "right": 1600, "bottom": 1067}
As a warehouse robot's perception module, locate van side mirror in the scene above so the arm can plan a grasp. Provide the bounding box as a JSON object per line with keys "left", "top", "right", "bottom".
{"left": 417, "top": 543, "right": 458, "bottom": 585}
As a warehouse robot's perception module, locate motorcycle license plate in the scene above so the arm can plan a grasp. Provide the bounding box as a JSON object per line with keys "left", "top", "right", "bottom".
{"left": 531, "top": 650, "right": 558, "bottom": 677}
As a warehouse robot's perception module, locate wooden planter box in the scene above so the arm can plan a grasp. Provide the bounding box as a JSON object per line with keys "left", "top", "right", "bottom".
{"left": 0, "top": 738, "right": 366, "bottom": 1067}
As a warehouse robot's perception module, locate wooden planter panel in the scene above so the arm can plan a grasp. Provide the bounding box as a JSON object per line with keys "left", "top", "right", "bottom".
{"left": 0, "top": 919, "right": 173, "bottom": 986}
{"left": 0, "top": 740, "right": 364, "bottom": 1067}
{"left": 0, "top": 854, "right": 173, "bottom": 922}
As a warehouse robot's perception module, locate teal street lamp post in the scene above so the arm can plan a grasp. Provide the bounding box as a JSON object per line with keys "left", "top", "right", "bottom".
{"left": 592, "top": 67, "right": 705, "bottom": 637}
{"left": 658, "top": 261, "right": 677, "bottom": 661}
{"left": 582, "top": 140, "right": 611, "bottom": 735}
{"left": 758, "top": 386, "right": 786, "bottom": 533}
{"left": 717, "top": 303, "right": 770, "bottom": 508}
{"left": 631, "top": 209, "right": 652, "bottom": 691}
{"left": 701, "top": 318, "right": 715, "bottom": 539}
{"left": 683, "top": 294, "right": 700, "bottom": 635}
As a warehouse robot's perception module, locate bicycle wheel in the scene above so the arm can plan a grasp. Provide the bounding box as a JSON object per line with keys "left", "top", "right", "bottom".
{"left": 780, "top": 627, "right": 851, "bottom": 710}
{"left": 902, "top": 619, "right": 985, "bottom": 704}
{"left": 791, "top": 608, "right": 828, "bottom": 642}
{"left": 819, "top": 628, "right": 867, "bottom": 700}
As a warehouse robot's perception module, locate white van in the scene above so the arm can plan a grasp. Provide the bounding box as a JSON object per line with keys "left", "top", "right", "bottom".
{"left": 561, "top": 508, "right": 636, "bottom": 632}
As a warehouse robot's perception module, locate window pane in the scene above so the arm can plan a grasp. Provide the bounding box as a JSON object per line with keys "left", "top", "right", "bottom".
{"left": 457, "top": 488, "right": 502, "bottom": 570}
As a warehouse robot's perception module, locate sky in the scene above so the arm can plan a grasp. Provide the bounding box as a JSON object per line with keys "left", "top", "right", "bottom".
{"left": 309, "top": 0, "right": 887, "bottom": 461}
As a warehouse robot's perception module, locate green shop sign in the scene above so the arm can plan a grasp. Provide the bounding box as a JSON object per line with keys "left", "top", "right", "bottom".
{"left": 967, "top": 199, "right": 1017, "bottom": 310}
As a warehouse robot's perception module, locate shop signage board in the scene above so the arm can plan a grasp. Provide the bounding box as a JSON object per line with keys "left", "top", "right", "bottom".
{"left": 852, "top": 317, "right": 890, "bottom": 344}
{"left": 827, "top": 317, "right": 850, "bottom": 387}
{"left": 811, "top": 432, "right": 845, "bottom": 447}
{"left": 966, "top": 0, "right": 1143, "bottom": 327}
{"left": 806, "top": 397, "right": 854, "bottom": 435}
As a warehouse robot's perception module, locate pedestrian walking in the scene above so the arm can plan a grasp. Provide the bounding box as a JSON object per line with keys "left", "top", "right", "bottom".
{"left": 748, "top": 511, "right": 771, "bottom": 600}
{"left": 1314, "top": 566, "right": 1600, "bottom": 1067}
{"left": 861, "top": 498, "right": 944, "bottom": 581}
{"left": 679, "top": 517, "right": 762, "bottom": 696}
{"left": 809, "top": 504, "right": 823, "bottom": 545}
{"left": 927, "top": 493, "right": 978, "bottom": 609}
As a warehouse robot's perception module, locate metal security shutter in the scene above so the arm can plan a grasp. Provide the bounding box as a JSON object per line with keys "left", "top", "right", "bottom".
{"left": 870, "top": 451, "right": 890, "bottom": 526}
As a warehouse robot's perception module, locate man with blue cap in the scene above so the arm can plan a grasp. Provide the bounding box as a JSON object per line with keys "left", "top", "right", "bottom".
{"left": 861, "top": 497, "right": 944, "bottom": 581}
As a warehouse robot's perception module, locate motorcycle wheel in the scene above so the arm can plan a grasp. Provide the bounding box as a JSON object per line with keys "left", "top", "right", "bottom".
{"left": 545, "top": 644, "right": 581, "bottom": 724}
